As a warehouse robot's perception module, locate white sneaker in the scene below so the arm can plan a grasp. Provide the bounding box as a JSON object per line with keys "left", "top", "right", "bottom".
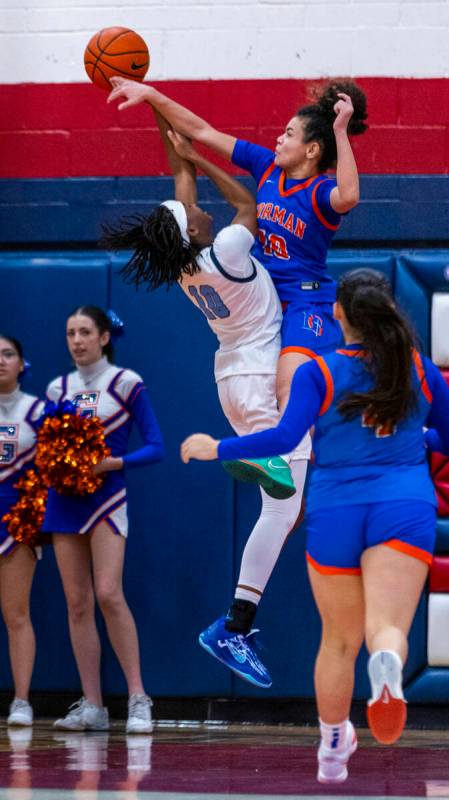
{"left": 7, "top": 698, "right": 33, "bottom": 727}
{"left": 367, "top": 649, "right": 407, "bottom": 744}
{"left": 317, "top": 720, "right": 357, "bottom": 784}
{"left": 53, "top": 697, "right": 109, "bottom": 731}
{"left": 126, "top": 694, "right": 153, "bottom": 734}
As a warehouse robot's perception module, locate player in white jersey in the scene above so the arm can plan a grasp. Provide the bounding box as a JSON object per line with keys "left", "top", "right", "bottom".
{"left": 0, "top": 335, "right": 45, "bottom": 727}
{"left": 41, "top": 306, "right": 164, "bottom": 733}
{"left": 101, "top": 117, "right": 310, "bottom": 688}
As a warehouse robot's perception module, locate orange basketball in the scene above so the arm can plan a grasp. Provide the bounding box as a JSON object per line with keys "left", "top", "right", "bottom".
{"left": 84, "top": 27, "right": 149, "bottom": 91}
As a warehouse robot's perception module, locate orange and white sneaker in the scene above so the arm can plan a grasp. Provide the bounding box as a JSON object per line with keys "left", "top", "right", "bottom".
{"left": 317, "top": 721, "right": 358, "bottom": 784}
{"left": 367, "top": 650, "right": 407, "bottom": 744}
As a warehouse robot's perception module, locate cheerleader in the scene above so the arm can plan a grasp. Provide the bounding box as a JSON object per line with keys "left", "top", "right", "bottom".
{"left": 0, "top": 335, "right": 44, "bottom": 727}
{"left": 42, "top": 307, "right": 164, "bottom": 733}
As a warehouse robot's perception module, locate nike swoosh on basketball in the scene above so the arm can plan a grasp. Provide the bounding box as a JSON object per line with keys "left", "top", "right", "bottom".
{"left": 131, "top": 61, "right": 147, "bottom": 70}
{"left": 267, "top": 460, "right": 289, "bottom": 470}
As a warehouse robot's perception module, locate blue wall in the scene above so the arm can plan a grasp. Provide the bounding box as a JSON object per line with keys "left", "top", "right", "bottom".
{"left": 1, "top": 245, "right": 448, "bottom": 700}
{"left": 1, "top": 175, "right": 449, "bottom": 244}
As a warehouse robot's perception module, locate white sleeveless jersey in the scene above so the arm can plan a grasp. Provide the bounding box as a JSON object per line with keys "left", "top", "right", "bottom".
{"left": 179, "top": 225, "right": 282, "bottom": 381}
{"left": 0, "top": 387, "right": 43, "bottom": 493}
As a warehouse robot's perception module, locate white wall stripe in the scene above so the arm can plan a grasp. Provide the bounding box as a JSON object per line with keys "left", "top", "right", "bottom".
{"left": 0, "top": 1, "right": 447, "bottom": 83}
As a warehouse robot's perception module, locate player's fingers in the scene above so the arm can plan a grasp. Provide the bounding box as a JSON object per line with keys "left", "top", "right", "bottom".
{"left": 337, "top": 92, "right": 351, "bottom": 101}
{"left": 118, "top": 99, "right": 136, "bottom": 110}
{"left": 110, "top": 76, "right": 125, "bottom": 87}
{"left": 180, "top": 441, "right": 191, "bottom": 463}
{"left": 107, "top": 88, "right": 122, "bottom": 103}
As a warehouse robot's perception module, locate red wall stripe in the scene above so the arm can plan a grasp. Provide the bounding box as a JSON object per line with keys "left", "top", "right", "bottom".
{"left": 2, "top": 78, "right": 449, "bottom": 178}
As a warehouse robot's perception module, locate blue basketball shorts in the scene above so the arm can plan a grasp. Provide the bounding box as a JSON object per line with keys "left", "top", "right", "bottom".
{"left": 280, "top": 300, "right": 343, "bottom": 357}
{"left": 306, "top": 500, "right": 436, "bottom": 575}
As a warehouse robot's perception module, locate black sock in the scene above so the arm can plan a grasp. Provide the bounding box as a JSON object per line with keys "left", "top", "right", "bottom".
{"left": 225, "top": 599, "right": 257, "bottom": 635}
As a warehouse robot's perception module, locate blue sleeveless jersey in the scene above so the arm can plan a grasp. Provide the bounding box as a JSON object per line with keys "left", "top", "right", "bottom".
{"left": 232, "top": 140, "right": 341, "bottom": 303}
{"left": 218, "top": 346, "right": 446, "bottom": 512}
{"left": 308, "top": 348, "right": 436, "bottom": 511}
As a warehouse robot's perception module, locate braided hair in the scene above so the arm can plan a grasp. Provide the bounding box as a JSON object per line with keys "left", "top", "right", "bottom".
{"left": 298, "top": 80, "right": 368, "bottom": 171}
{"left": 337, "top": 269, "right": 417, "bottom": 429}
{"left": 100, "top": 208, "right": 202, "bottom": 291}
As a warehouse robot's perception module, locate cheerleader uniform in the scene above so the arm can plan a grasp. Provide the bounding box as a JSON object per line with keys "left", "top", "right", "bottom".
{"left": 42, "top": 357, "right": 164, "bottom": 537}
{"left": 0, "top": 388, "right": 44, "bottom": 556}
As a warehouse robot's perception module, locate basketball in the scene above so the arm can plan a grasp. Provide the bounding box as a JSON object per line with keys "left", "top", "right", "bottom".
{"left": 84, "top": 27, "right": 149, "bottom": 91}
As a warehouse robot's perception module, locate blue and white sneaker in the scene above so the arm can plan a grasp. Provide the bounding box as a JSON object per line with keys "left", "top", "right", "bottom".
{"left": 198, "top": 616, "right": 272, "bottom": 688}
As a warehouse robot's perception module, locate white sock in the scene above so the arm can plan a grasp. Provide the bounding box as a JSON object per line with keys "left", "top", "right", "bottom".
{"left": 319, "top": 718, "right": 350, "bottom": 751}
{"left": 234, "top": 459, "right": 308, "bottom": 603}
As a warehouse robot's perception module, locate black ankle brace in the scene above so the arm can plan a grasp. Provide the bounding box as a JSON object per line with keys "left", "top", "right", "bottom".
{"left": 225, "top": 599, "right": 258, "bottom": 635}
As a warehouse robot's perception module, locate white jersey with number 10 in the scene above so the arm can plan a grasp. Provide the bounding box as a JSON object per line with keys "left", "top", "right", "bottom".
{"left": 179, "top": 224, "right": 282, "bottom": 382}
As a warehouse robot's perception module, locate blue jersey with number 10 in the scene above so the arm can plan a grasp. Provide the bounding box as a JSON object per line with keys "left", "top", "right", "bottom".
{"left": 232, "top": 140, "right": 342, "bottom": 304}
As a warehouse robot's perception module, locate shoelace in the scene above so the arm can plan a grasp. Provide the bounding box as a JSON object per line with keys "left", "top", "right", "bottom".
{"left": 11, "top": 699, "right": 29, "bottom": 712}
{"left": 66, "top": 698, "right": 86, "bottom": 717}
{"left": 128, "top": 696, "right": 150, "bottom": 720}
{"left": 246, "top": 630, "right": 268, "bottom": 657}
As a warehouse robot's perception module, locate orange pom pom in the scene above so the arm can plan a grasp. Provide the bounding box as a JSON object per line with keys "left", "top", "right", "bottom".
{"left": 2, "top": 469, "right": 48, "bottom": 547}
{"left": 36, "top": 414, "right": 111, "bottom": 496}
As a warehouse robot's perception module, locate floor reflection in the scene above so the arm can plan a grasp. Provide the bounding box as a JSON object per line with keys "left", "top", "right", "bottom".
{"left": 0, "top": 721, "right": 446, "bottom": 798}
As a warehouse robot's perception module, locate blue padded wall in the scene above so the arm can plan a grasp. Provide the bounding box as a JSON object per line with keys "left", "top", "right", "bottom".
{"left": 1, "top": 175, "right": 449, "bottom": 245}
{"left": 0, "top": 247, "right": 447, "bottom": 700}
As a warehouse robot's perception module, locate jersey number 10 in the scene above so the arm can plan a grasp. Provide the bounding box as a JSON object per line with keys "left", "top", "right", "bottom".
{"left": 258, "top": 230, "right": 290, "bottom": 260}
{"left": 188, "top": 285, "right": 230, "bottom": 321}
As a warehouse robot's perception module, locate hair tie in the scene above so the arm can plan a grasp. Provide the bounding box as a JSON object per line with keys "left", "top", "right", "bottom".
{"left": 106, "top": 310, "right": 125, "bottom": 339}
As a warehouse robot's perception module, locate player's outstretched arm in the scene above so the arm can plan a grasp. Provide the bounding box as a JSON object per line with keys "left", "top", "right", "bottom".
{"left": 329, "top": 93, "right": 360, "bottom": 214}
{"left": 108, "top": 77, "right": 236, "bottom": 161}
{"left": 153, "top": 109, "right": 197, "bottom": 205}
{"left": 168, "top": 130, "right": 257, "bottom": 235}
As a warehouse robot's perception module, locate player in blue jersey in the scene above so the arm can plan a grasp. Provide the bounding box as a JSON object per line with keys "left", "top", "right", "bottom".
{"left": 181, "top": 268, "right": 449, "bottom": 782}
{"left": 0, "top": 335, "right": 44, "bottom": 727}
{"left": 107, "top": 73, "right": 367, "bottom": 643}
{"left": 42, "top": 307, "right": 164, "bottom": 734}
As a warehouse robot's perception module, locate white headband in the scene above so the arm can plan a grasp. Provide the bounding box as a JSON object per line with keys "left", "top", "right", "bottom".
{"left": 161, "top": 200, "right": 190, "bottom": 243}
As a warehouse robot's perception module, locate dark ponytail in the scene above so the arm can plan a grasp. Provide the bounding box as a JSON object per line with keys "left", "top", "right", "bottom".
{"left": 298, "top": 80, "right": 368, "bottom": 171}
{"left": 100, "top": 208, "right": 201, "bottom": 291}
{"left": 337, "top": 269, "right": 417, "bottom": 428}
{"left": 69, "top": 306, "right": 114, "bottom": 362}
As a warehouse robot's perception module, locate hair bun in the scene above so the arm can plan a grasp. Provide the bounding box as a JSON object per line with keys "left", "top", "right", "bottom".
{"left": 106, "top": 309, "right": 125, "bottom": 338}
{"left": 315, "top": 80, "right": 368, "bottom": 136}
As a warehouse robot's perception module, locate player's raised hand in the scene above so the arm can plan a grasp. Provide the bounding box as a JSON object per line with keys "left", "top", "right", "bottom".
{"left": 107, "top": 76, "right": 153, "bottom": 109}
{"left": 167, "top": 130, "right": 196, "bottom": 160}
{"left": 180, "top": 434, "right": 220, "bottom": 463}
{"left": 333, "top": 92, "right": 354, "bottom": 133}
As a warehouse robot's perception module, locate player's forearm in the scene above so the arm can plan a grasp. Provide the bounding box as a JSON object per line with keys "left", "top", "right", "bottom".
{"left": 145, "top": 86, "right": 235, "bottom": 158}
{"left": 334, "top": 129, "right": 360, "bottom": 210}
{"left": 146, "top": 87, "right": 212, "bottom": 141}
{"left": 153, "top": 109, "right": 197, "bottom": 202}
{"left": 190, "top": 150, "right": 254, "bottom": 211}
{"left": 153, "top": 108, "right": 184, "bottom": 174}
